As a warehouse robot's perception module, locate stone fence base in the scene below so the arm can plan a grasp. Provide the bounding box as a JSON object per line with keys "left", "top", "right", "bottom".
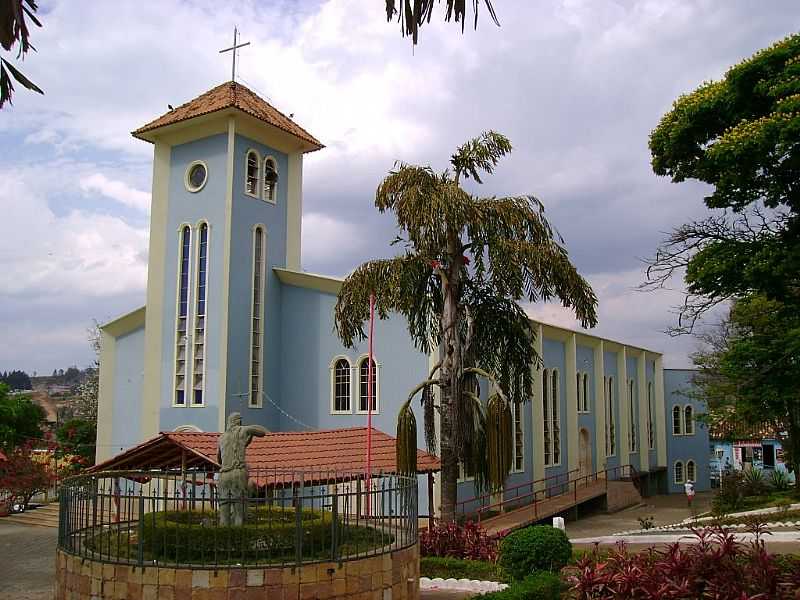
{"left": 55, "top": 545, "right": 419, "bottom": 600}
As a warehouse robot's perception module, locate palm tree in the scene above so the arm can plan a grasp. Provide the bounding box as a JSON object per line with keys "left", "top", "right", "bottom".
{"left": 385, "top": 0, "right": 499, "bottom": 46}
{"left": 334, "top": 132, "right": 597, "bottom": 522}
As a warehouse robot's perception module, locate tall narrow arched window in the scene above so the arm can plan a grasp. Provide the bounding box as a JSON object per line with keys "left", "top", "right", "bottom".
{"left": 582, "top": 373, "right": 590, "bottom": 413}
{"left": 628, "top": 379, "right": 637, "bottom": 453}
{"left": 576, "top": 372, "right": 582, "bottom": 413}
{"left": 647, "top": 382, "right": 654, "bottom": 449}
{"left": 332, "top": 358, "right": 351, "bottom": 413}
{"left": 245, "top": 150, "right": 260, "bottom": 196}
{"left": 684, "top": 405, "right": 695, "bottom": 435}
{"left": 249, "top": 226, "right": 265, "bottom": 408}
{"left": 672, "top": 406, "right": 683, "bottom": 435}
{"left": 674, "top": 461, "right": 685, "bottom": 484}
{"left": 512, "top": 399, "right": 523, "bottom": 472}
{"left": 174, "top": 226, "right": 191, "bottom": 406}
{"left": 551, "top": 369, "right": 560, "bottom": 465}
{"left": 606, "top": 376, "right": 615, "bottom": 456}
{"left": 263, "top": 157, "right": 278, "bottom": 203}
{"left": 192, "top": 223, "right": 208, "bottom": 406}
{"left": 686, "top": 460, "right": 696, "bottom": 482}
{"left": 542, "top": 369, "right": 551, "bottom": 466}
{"left": 358, "top": 356, "right": 378, "bottom": 412}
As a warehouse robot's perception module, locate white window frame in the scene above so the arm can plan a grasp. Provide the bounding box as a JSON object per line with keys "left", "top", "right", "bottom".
{"left": 543, "top": 368, "right": 561, "bottom": 467}
{"left": 248, "top": 225, "right": 266, "bottom": 408}
{"left": 684, "top": 404, "right": 695, "bottom": 435}
{"left": 582, "top": 372, "right": 590, "bottom": 413}
{"left": 262, "top": 155, "right": 278, "bottom": 204}
{"left": 512, "top": 399, "right": 524, "bottom": 473}
{"left": 190, "top": 221, "right": 210, "bottom": 407}
{"left": 330, "top": 355, "right": 353, "bottom": 414}
{"left": 356, "top": 354, "right": 380, "bottom": 414}
{"left": 184, "top": 160, "right": 208, "bottom": 193}
{"left": 672, "top": 405, "right": 683, "bottom": 436}
{"left": 245, "top": 149, "right": 261, "bottom": 198}
{"left": 686, "top": 459, "right": 696, "bottom": 482}
{"left": 172, "top": 223, "right": 193, "bottom": 407}
{"left": 674, "top": 461, "right": 685, "bottom": 484}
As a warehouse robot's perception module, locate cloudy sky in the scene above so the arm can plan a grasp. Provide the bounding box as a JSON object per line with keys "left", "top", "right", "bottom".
{"left": 1, "top": 0, "right": 798, "bottom": 374}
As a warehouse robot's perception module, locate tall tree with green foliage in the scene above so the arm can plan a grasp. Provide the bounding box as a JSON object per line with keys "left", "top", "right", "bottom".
{"left": 334, "top": 132, "right": 597, "bottom": 521}
{"left": 0, "top": 383, "right": 44, "bottom": 450}
{"left": 692, "top": 295, "right": 800, "bottom": 491}
{"left": 644, "top": 33, "right": 800, "bottom": 332}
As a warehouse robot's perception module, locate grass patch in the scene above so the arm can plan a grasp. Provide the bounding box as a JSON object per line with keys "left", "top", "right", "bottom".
{"left": 420, "top": 556, "right": 509, "bottom": 583}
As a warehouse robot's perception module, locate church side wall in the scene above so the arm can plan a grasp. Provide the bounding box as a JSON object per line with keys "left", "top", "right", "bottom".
{"left": 664, "top": 369, "right": 710, "bottom": 493}
{"left": 577, "top": 344, "right": 598, "bottom": 475}
{"left": 602, "top": 350, "right": 620, "bottom": 472}
{"left": 278, "top": 284, "right": 432, "bottom": 514}
{"left": 107, "top": 327, "right": 145, "bottom": 456}
{"left": 225, "top": 134, "right": 289, "bottom": 432}
{"left": 158, "top": 134, "right": 229, "bottom": 433}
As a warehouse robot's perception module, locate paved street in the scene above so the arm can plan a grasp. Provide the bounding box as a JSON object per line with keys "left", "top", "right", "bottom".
{"left": 0, "top": 520, "right": 57, "bottom": 600}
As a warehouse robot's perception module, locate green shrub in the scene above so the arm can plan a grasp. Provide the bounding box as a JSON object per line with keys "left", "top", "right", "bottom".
{"left": 499, "top": 526, "right": 572, "bottom": 580}
{"left": 137, "top": 507, "right": 389, "bottom": 564}
{"left": 420, "top": 556, "right": 508, "bottom": 583}
{"left": 770, "top": 469, "right": 792, "bottom": 492}
{"left": 712, "top": 471, "right": 745, "bottom": 514}
{"left": 742, "top": 468, "right": 768, "bottom": 496}
{"left": 481, "top": 572, "right": 562, "bottom": 600}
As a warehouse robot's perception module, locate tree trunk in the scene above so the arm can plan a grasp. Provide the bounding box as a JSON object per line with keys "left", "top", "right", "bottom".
{"left": 438, "top": 234, "right": 463, "bottom": 522}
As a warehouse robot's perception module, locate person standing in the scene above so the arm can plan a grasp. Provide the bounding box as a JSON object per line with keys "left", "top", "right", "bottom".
{"left": 684, "top": 479, "right": 695, "bottom": 508}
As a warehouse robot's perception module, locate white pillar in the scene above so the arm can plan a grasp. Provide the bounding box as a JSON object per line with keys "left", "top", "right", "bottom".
{"left": 566, "top": 333, "right": 578, "bottom": 474}
{"left": 617, "top": 347, "right": 629, "bottom": 465}
{"left": 593, "top": 341, "right": 605, "bottom": 472}
{"left": 637, "top": 351, "right": 649, "bottom": 472}
{"left": 532, "top": 323, "right": 545, "bottom": 489}
{"left": 655, "top": 356, "right": 667, "bottom": 467}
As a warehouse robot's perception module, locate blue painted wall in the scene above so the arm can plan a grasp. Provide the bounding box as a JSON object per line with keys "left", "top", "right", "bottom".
{"left": 110, "top": 327, "right": 144, "bottom": 454}
{"left": 543, "top": 338, "right": 568, "bottom": 482}
{"left": 156, "top": 134, "right": 229, "bottom": 433}
{"left": 278, "top": 283, "right": 432, "bottom": 513}
{"left": 225, "top": 134, "right": 289, "bottom": 431}
{"left": 664, "top": 369, "right": 710, "bottom": 493}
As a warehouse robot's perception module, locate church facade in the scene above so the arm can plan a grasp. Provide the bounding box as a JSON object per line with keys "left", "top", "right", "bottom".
{"left": 96, "top": 82, "right": 709, "bottom": 515}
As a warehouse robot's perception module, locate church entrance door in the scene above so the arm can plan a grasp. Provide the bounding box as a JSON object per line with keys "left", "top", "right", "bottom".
{"left": 579, "top": 428, "right": 592, "bottom": 479}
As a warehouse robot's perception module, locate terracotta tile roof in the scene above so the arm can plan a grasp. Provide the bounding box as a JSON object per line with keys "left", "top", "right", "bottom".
{"left": 132, "top": 81, "right": 323, "bottom": 150}
{"left": 90, "top": 427, "right": 439, "bottom": 478}
{"left": 708, "top": 408, "right": 786, "bottom": 441}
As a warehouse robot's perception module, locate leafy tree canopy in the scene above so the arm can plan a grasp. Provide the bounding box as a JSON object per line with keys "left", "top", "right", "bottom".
{"left": 645, "top": 34, "right": 800, "bottom": 332}
{"left": 692, "top": 295, "right": 800, "bottom": 489}
{"left": 0, "top": 369, "right": 31, "bottom": 390}
{"left": 55, "top": 418, "right": 96, "bottom": 464}
{"left": 0, "top": 383, "right": 44, "bottom": 450}
{"left": 335, "top": 131, "right": 597, "bottom": 520}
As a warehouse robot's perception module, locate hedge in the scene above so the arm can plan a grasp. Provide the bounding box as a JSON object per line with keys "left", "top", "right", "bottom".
{"left": 420, "top": 556, "right": 509, "bottom": 583}
{"left": 481, "top": 572, "right": 562, "bottom": 600}
{"left": 499, "top": 526, "right": 572, "bottom": 581}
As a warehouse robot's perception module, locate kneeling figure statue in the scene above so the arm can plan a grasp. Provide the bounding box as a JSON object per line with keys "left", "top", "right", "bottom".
{"left": 216, "top": 412, "right": 268, "bottom": 526}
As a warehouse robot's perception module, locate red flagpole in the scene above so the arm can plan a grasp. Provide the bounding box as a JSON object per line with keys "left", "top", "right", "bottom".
{"left": 366, "top": 293, "right": 375, "bottom": 517}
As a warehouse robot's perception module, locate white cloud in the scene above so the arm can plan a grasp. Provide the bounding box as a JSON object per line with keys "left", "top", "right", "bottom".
{"left": 301, "top": 212, "right": 364, "bottom": 273}
{"left": 79, "top": 173, "right": 150, "bottom": 213}
{"left": 0, "top": 172, "right": 148, "bottom": 298}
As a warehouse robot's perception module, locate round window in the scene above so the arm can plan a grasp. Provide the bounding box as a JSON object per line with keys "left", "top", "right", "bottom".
{"left": 185, "top": 161, "right": 208, "bottom": 192}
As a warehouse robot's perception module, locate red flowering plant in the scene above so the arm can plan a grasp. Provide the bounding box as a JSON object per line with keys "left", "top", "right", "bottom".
{"left": 420, "top": 520, "right": 500, "bottom": 562}
{"left": 566, "top": 522, "right": 800, "bottom": 600}
{"left": 0, "top": 442, "right": 57, "bottom": 511}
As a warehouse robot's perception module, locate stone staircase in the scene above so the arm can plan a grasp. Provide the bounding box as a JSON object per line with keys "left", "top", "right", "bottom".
{"left": 1, "top": 502, "right": 60, "bottom": 528}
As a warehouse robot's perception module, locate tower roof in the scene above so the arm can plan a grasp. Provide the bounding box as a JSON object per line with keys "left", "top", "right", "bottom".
{"left": 132, "top": 81, "right": 323, "bottom": 151}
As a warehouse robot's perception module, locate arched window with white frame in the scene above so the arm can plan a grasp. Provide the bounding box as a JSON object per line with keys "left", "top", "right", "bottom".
{"left": 674, "top": 461, "right": 685, "bottom": 484}
{"left": 249, "top": 226, "right": 266, "bottom": 407}
{"left": 684, "top": 405, "right": 695, "bottom": 435}
{"left": 672, "top": 406, "right": 683, "bottom": 435}
{"left": 263, "top": 157, "right": 278, "bottom": 203}
{"left": 628, "top": 379, "right": 637, "bottom": 453}
{"left": 245, "top": 149, "right": 260, "bottom": 196}
{"left": 192, "top": 222, "right": 208, "bottom": 406}
{"left": 331, "top": 357, "right": 352, "bottom": 413}
{"left": 647, "top": 382, "right": 654, "bottom": 449}
{"left": 582, "top": 373, "right": 590, "bottom": 412}
{"left": 605, "top": 376, "right": 616, "bottom": 456}
{"left": 543, "top": 368, "right": 560, "bottom": 466}
{"left": 174, "top": 225, "right": 191, "bottom": 406}
{"left": 512, "top": 398, "right": 524, "bottom": 472}
{"left": 686, "top": 460, "right": 696, "bottom": 482}
{"left": 358, "top": 356, "right": 378, "bottom": 413}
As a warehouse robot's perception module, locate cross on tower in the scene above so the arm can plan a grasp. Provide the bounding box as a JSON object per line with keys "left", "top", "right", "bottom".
{"left": 219, "top": 27, "right": 250, "bottom": 82}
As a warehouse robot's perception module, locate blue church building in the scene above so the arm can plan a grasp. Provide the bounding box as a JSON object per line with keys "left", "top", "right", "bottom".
{"left": 95, "top": 82, "right": 709, "bottom": 516}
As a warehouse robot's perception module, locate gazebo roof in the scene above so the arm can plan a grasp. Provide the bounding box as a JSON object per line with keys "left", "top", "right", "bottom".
{"left": 90, "top": 427, "right": 440, "bottom": 476}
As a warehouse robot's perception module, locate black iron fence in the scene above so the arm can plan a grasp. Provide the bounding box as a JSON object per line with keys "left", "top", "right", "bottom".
{"left": 57, "top": 468, "right": 417, "bottom": 568}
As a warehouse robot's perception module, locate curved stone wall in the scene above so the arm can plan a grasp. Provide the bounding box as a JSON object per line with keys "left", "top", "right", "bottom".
{"left": 55, "top": 544, "right": 419, "bottom": 600}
